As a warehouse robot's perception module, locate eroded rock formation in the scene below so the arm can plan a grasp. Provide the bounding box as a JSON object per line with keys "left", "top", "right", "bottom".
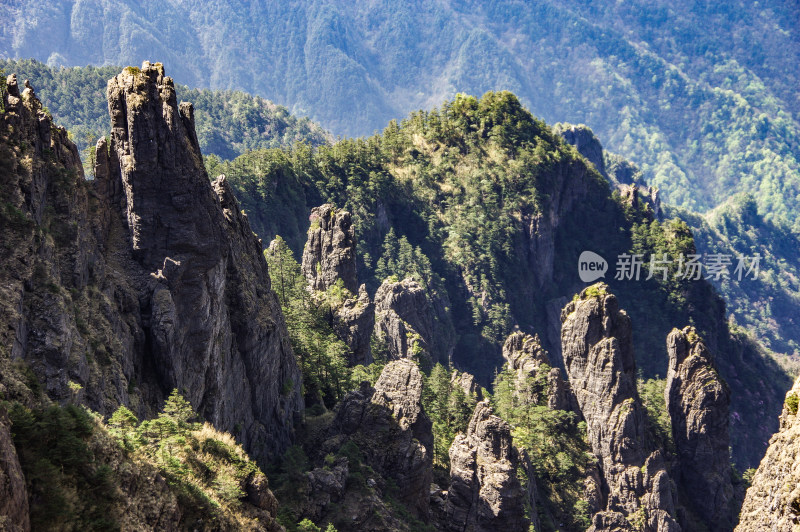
{"left": 324, "top": 359, "right": 433, "bottom": 519}
{"left": 502, "top": 331, "right": 573, "bottom": 411}
{"left": 736, "top": 375, "right": 800, "bottom": 532}
{"left": 0, "top": 64, "right": 301, "bottom": 464}
{"left": 665, "top": 327, "right": 734, "bottom": 531}
{"left": 301, "top": 204, "right": 374, "bottom": 365}
{"left": 374, "top": 277, "right": 454, "bottom": 365}
{"left": 561, "top": 284, "right": 680, "bottom": 531}
{"left": 444, "top": 400, "right": 531, "bottom": 532}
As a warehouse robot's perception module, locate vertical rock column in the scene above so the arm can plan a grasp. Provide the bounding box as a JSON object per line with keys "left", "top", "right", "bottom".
{"left": 106, "top": 62, "right": 301, "bottom": 461}
{"left": 665, "top": 327, "right": 734, "bottom": 531}
{"left": 301, "top": 204, "right": 374, "bottom": 365}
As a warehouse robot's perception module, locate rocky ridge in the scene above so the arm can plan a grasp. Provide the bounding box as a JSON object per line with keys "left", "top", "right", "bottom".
{"left": 0, "top": 63, "right": 301, "bottom": 464}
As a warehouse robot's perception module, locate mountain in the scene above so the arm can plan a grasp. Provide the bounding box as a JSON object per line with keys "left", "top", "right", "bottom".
{"left": 0, "top": 58, "right": 329, "bottom": 161}
{"left": 0, "top": 62, "right": 794, "bottom": 531}
{"left": 3, "top": 0, "right": 800, "bottom": 230}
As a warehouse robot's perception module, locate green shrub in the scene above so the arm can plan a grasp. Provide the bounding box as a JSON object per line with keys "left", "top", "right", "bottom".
{"left": 786, "top": 393, "right": 799, "bottom": 415}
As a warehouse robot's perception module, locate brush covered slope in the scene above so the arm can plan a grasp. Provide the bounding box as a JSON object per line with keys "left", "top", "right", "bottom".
{"left": 212, "top": 90, "right": 791, "bottom": 470}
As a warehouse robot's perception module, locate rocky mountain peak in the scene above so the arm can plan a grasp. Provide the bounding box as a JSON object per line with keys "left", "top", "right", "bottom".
{"left": 302, "top": 203, "right": 358, "bottom": 293}
{"left": 561, "top": 284, "right": 680, "bottom": 530}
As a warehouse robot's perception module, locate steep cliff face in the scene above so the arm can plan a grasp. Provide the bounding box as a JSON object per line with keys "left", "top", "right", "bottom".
{"left": 301, "top": 203, "right": 374, "bottom": 365}
{"left": 0, "top": 64, "right": 301, "bottom": 464}
{"left": 444, "top": 400, "right": 531, "bottom": 532}
{"left": 665, "top": 327, "right": 735, "bottom": 531}
{"left": 374, "top": 277, "right": 455, "bottom": 366}
{"left": 555, "top": 123, "right": 607, "bottom": 178}
{"left": 324, "top": 359, "right": 433, "bottom": 520}
{"left": 736, "top": 375, "right": 800, "bottom": 531}
{"left": 561, "top": 284, "right": 680, "bottom": 531}
{"left": 0, "top": 408, "right": 29, "bottom": 532}
{"left": 502, "top": 331, "right": 573, "bottom": 411}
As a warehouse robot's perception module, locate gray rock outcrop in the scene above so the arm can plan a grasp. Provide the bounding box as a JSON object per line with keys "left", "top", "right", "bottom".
{"left": 0, "top": 64, "right": 301, "bottom": 464}
{"left": 374, "top": 277, "right": 454, "bottom": 365}
{"left": 325, "top": 359, "right": 433, "bottom": 519}
{"left": 301, "top": 204, "right": 374, "bottom": 365}
{"left": 502, "top": 331, "right": 573, "bottom": 411}
{"left": 444, "top": 400, "right": 530, "bottom": 532}
{"left": 735, "top": 375, "right": 800, "bottom": 532}
{"left": 555, "top": 123, "right": 607, "bottom": 178}
{"left": 665, "top": 327, "right": 734, "bottom": 531}
{"left": 561, "top": 284, "right": 680, "bottom": 531}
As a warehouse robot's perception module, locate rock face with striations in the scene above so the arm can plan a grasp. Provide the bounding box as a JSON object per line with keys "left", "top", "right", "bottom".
{"left": 325, "top": 359, "right": 433, "bottom": 520}
{"left": 502, "top": 331, "right": 573, "bottom": 411}
{"left": 301, "top": 204, "right": 374, "bottom": 365}
{"left": 736, "top": 375, "right": 800, "bottom": 532}
{"left": 0, "top": 64, "right": 301, "bottom": 467}
{"left": 374, "top": 277, "right": 455, "bottom": 366}
{"left": 561, "top": 284, "right": 680, "bottom": 531}
{"left": 444, "top": 400, "right": 531, "bottom": 532}
{"left": 665, "top": 327, "right": 734, "bottom": 531}
{"left": 104, "top": 62, "right": 301, "bottom": 461}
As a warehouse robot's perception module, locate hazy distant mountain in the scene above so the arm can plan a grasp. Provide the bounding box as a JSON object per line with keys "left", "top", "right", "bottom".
{"left": 3, "top": 0, "right": 800, "bottom": 228}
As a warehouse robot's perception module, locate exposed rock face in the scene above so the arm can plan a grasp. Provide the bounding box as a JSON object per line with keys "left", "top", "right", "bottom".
{"left": 502, "top": 331, "right": 573, "bottom": 411}
{"left": 330, "top": 284, "right": 375, "bottom": 366}
{"left": 105, "top": 62, "right": 301, "bottom": 460}
{"left": 326, "top": 360, "right": 433, "bottom": 519}
{"left": 736, "top": 375, "right": 800, "bottom": 532}
{"left": 445, "top": 400, "right": 530, "bottom": 532}
{"left": 561, "top": 285, "right": 680, "bottom": 531}
{"left": 619, "top": 183, "right": 663, "bottom": 220}
{"left": 555, "top": 123, "right": 607, "bottom": 178}
{"left": 0, "top": 408, "right": 29, "bottom": 532}
{"left": 0, "top": 65, "right": 301, "bottom": 465}
{"left": 665, "top": 327, "right": 734, "bottom": 531}
{"left": 451, "top": 370, "right": 483, "bottom": 401}
{"left": 374, "top": 277, "right": 455, "bottom": 365}
{"left": 302, "top": 204, "right": 358, "bottom": 293}
{"left": 301, "top": 204, "right": 374, "bottom": 365}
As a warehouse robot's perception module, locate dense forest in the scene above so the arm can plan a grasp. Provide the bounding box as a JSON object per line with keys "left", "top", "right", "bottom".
{"left": 3, "top": 0, "right": 800, "bottom": 231}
